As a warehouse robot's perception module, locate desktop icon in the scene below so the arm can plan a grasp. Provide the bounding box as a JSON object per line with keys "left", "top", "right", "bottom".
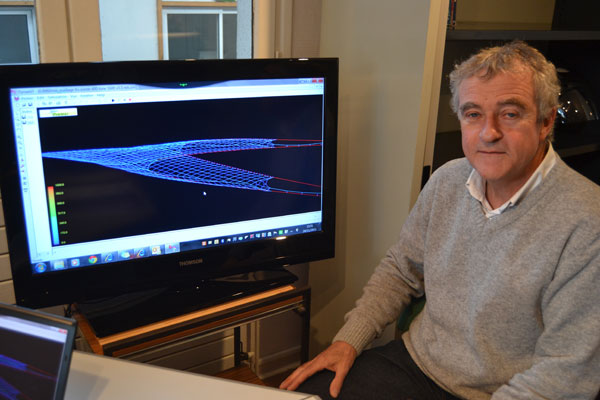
{"left": 165, "top": 243, "right": 180, "bottom": 254}
{"left": 34, "top": 263, "right": 47, "bottom": 273}
{"left": 88, "top": 255, "right": 98, "bottom": 264}
{"left": 151, "top": 245, "right": 162, "bottom": 255}
{"left": 70, "top": 258, "right": 80, "bottom": 267}
{"left": 52, "top": 260, "right": 65, "bottom": 270}
{"left": 103, "top": 252, "right": 116, "bottom": 263}
{"left": 135, "top": 248, "right": 147, "bottom": 258}
{"left": 119, "top": 250, "right": 132, "bottom": 260}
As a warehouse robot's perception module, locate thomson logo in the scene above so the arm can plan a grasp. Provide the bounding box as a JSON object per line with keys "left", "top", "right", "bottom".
{"left": 179, "top": 258, "right": 204, "bottom": 266}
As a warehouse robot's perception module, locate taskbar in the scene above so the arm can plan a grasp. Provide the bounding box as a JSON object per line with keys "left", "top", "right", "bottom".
{"left": 181, "top": 222, "right": 321, "bottom": 252}
{"left": 30, "top": 222, "right": 321, "bottom": 274}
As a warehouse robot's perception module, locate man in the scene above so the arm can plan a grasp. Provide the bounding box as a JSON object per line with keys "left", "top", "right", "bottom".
{"left": 280, "top": 41, "right": 600, "bottom": 399}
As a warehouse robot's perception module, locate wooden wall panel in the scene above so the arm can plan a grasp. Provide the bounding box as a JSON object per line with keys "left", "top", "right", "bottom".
{"left": 67, "top": 0, "right": 102, "bottom": 61}
{"left": 35, "top": 0, "right": 102, "bottom": 62}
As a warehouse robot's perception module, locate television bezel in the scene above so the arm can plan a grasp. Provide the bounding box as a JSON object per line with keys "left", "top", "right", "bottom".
{"left": 0, "top": 58, "right": 338, "bottom": 309}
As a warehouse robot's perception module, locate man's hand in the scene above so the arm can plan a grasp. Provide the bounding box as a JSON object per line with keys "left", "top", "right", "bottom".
{"left": 279, "top": 340, "right": 357, "bottom": 398}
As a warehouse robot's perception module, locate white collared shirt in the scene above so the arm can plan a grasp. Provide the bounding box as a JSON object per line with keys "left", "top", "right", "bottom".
{"left": 466, "top": 144, "right": 557, "bottom": 218}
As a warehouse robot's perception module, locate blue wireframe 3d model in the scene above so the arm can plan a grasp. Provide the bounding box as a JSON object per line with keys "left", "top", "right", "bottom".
{"left": 43, "top": 138, "right": 321, "bottom": 196}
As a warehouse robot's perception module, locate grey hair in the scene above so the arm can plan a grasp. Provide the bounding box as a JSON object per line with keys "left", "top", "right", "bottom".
{"left": 448, "top": 40, "right": 560, "bottom": 141}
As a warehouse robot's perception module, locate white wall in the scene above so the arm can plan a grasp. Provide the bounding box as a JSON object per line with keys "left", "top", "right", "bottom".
{"left": 99, "top": 0, "right": 159, "bottom": 61}
{"left": 308, "top": 0, "right": 437, "bottom": 355}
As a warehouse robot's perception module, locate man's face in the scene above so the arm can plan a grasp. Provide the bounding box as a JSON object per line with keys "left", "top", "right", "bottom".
{"left": 457, "top": 67, "right": 555, "bottom": 195}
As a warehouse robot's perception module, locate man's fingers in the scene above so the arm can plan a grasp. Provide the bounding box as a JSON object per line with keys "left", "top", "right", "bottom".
{"left": 328, "top": 362, "right": 351, "bottom": 398}
{"left": 279, "top": 366, "right": 303, "bottom": 390}
{"left": 279, "top": 370, "right": 296, "bottom": 390}
{"left": 279, "top": 361, "right": 321, "bottom": 391}
{"left": 280, "top": 365, "right": 315, "bottom": 391}
{"left": 280, "top": 341, "right": 357, "bottom": 394}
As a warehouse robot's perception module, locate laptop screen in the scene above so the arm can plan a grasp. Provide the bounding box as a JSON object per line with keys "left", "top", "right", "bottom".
{"left": 0, "top": 303, "right": 77, "bottom": 400}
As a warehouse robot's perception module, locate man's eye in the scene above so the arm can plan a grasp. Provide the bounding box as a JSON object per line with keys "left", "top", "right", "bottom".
{"left": 464, "top": 111, "right": 479, "bottom": 119}
{"left": 504, "top": 111, "right": 519, "bottom": 119}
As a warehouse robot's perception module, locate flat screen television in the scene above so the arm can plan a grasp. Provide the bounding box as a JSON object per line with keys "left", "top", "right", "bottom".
{"left": 0, "top": 58, "right": 337, "bottom": 336}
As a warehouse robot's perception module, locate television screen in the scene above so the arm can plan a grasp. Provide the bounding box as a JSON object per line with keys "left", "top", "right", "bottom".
{"left": 0, "top": 58, "right": 337, "bottom": 331}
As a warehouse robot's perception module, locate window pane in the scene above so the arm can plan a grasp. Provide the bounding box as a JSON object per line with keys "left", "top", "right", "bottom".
{"left": 223, "top": 14, "right": 237, "bottom": 59}
{"left": 0, "top": 14, "right": 31, "bottom": 64}
{"left": 167, "top": 14, "right": 218, "bottom": 60}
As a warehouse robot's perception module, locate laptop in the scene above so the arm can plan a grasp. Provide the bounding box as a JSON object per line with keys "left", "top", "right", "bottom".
{"left": 0, "top": 302, "right": 77, "bottom": 400}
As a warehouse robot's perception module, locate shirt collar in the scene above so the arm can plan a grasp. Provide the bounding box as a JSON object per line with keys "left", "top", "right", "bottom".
{"left": 466, "top": 144, "right": 557, "bottom": 218}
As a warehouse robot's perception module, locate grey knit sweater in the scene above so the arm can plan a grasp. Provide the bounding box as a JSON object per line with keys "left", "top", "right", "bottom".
{"left": 333, "top": 157, "right": 600, "bottom": 399}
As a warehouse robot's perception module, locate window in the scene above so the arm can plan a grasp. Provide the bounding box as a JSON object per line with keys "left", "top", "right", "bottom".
{"left": 161, "top": 3, "right": 237, "bottom": 60}
{"left": 0, "top": 6, "right": 39, "bottom": 64}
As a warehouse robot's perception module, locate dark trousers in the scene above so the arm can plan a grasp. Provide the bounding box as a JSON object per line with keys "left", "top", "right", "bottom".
{"left": 297, "top": 340, "right": 462, "bottom": 400}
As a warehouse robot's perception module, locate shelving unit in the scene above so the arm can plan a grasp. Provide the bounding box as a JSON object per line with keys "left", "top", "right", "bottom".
{"left": 445, "top": 30, "right": 600, "bottom": 41}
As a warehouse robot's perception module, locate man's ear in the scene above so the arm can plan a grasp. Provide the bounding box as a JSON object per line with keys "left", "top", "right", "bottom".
{"left": 540, "top": 107, "right": 558, "bottom": 141}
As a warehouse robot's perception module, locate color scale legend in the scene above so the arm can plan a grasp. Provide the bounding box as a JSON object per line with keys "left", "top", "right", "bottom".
{"left": 47, "top": 186, "right": 60, "bottom": 245}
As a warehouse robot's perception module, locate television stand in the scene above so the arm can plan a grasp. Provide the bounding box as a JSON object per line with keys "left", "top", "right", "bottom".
{"left": 72, "top": 283, "right": 311, "bottom": 371}
{"left": 75, "top": 268, "right": 297, "bottom": 338}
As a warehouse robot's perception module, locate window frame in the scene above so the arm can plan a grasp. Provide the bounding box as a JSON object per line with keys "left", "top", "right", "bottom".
{"left": 0, "top": 5, "right": 39, "bottom": 64}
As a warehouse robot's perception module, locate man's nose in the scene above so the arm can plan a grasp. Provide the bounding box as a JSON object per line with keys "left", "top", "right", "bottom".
{"left": 479, "top": 115, "right": 502, "bottom": 142}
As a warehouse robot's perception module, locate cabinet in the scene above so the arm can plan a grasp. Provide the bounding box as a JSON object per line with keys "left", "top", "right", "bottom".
{"left": 428, "top": 0, "right": 600, "bottom": 186}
